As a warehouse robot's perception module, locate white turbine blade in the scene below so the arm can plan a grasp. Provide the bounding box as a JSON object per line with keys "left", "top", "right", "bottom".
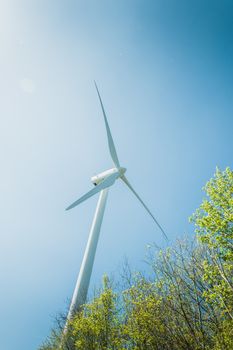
{"left": 121, "top": 175, "right": 168, "bottom": 241}
{"left": 94, "top": 81, "right": 120, "bottom": 168}
{"left": 66, "top": 172, "right": 118, "bottom": 211}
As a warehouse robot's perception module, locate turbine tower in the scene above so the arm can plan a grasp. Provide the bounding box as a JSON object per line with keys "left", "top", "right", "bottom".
{"left": 65, "top": 82, "right": 167, "bottom": 322}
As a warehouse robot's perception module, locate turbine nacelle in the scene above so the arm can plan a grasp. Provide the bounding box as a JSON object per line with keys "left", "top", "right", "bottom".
{"left": 91, "top": 167, "right": 126, "bottom": 186}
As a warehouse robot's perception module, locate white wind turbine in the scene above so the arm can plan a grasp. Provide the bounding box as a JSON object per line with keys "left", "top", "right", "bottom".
{"left": 65, "top": 82, "right": 167, "bottom": 321}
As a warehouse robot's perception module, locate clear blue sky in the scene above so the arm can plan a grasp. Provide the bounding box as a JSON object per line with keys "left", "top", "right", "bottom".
{"left": 0, "top": 1, "right": 232, "bottom": 349}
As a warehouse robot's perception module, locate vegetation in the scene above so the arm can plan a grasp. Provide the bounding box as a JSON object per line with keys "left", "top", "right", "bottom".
{"left": 39, "top": 167, "right": 233, "bottom": 350}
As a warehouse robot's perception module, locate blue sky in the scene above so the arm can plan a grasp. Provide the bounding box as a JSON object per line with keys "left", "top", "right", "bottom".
{"left": 0, "top": 1, "right": 232, "bottom": 349}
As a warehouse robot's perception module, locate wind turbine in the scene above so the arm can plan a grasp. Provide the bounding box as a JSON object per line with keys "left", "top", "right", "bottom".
{"left": 65, "top": 82, "right": 167, "bottom": 321}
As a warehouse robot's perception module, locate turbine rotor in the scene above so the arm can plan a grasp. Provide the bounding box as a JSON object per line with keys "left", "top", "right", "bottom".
{"left": 66, "top": 83, "right": 168, "bottom": 241}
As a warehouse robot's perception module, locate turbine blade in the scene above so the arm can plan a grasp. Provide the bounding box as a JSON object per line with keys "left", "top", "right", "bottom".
{"left": 121, "top": 175, "right": 168, "bottom": 241}
{"left": 94, "top": 81, "right": 120, "bottom": 168}
{"left": 66, "top": 172, "right": 118, "bottom": 211}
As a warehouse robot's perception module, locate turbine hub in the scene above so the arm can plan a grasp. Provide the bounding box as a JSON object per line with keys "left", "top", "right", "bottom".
{"left": 119, "top": 167, "right": 126, "bottom": 176}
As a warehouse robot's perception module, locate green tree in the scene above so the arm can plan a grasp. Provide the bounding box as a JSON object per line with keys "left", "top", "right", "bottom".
{"left": 39, "top": 276, "right": 123, "bottom": 350}
{"left": 146, "top": 241, "right": 218, "bottom": 350}
{"left": 192, "top": 167, "right": 233, "bottom": 319}
{"left": 123, "top": 277, "right": 166, "bottom": 350}
{"left": 69, "top": 275, "right": 123, "bottom": 350}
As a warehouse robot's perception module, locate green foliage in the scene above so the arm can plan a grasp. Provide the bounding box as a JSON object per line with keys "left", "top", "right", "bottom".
{"left": 70, "top": 275, "right": 123, "bottom": 350}
{"left": 38, "top": 328, "right": 63, "bottom": 350}
{"left": 123, "top": 278, "right": 166, "bottom": 349}
{"left": 212, "top": 319, "right": 233, "bottom": 350}
{"left": 192, "top": 167, "right": 233, "bottom": 319}
{"left": 40, "top": 167, "right": 233, "bottom": 350}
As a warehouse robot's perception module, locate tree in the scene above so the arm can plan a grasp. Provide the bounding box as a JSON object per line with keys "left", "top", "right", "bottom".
{"left": 70, "top": 275, "right": 123, "bottom": 350}
{"left": 192, "top": 167, "right": 233, "bottom": 320}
